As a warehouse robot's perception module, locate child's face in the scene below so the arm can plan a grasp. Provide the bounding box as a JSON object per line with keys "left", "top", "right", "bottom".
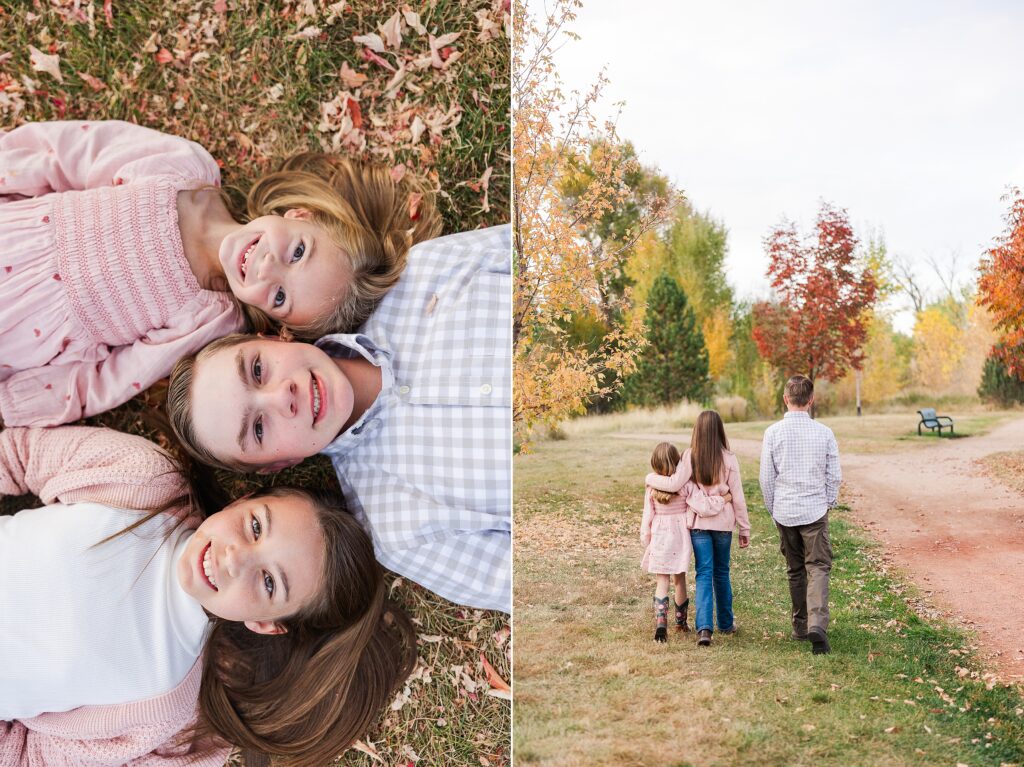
{"left": 190, "top": 336, "right": 354, "bottom": 470}
{"left": 176, "top": 492, "right": 325, "bottom": 633}
{"left": 218, "top": 209, "right": 351, "bottom": 328}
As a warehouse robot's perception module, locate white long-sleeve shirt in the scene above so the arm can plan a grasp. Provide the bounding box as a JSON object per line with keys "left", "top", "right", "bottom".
{"left": 0, "top": 503, "right": 208, "bottom": 719}
{"left": 759, "top": 411, "right": 841, "bottom": 527}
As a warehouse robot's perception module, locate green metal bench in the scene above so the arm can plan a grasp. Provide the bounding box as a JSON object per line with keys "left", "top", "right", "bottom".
{"left": 917, "top": 408, "right": 954, "bottom": 436}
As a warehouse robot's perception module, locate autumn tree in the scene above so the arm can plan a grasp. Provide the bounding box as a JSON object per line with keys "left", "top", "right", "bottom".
{"left": 977, "top": 188, "right": 1024, "bottom": 378}
{"left": 512, "top": 0, "right": 672, "bottom": 436}
{"left": 752, "top": 202, "right": 878, "bottom": 395}
{"left": 627, "top": 203, "right": 733, "bottom": 379}
{"left": 623, "top": 274, "right": 710, "bottom": 407}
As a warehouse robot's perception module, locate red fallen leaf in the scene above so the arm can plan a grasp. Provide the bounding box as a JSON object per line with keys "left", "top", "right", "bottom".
{"left": 408, "top": 192, "right": 423, "bottom": 221}
{"left": 49, "top": 97, "right": 66, "bottom": 118}
{"left": 361, "top": 46, "right": 395, "bottom": 72}
{"left": 440, "top": 46, "right": 454, "bottom": 61}
{"left": 155, "top": 48, "right": 174, "bottom": 64}
{"left": 213, "top": 0, "right": 227, "bottom": 13}
{"left": 479, "top": 653, "right": 510, "bottom": 693}
{"left": 103, "top": 0, "right": 113, "bottom": 27}
{"left": 347, "top": 98, "right": 362, "bottom": 130}
{"left": 77, "top": 71, "right": 107, "bottom": 91}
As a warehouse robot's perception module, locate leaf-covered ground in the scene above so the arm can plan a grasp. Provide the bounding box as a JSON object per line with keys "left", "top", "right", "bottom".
{"left": 0, "top": 1, "right": 510, "bottom": 765}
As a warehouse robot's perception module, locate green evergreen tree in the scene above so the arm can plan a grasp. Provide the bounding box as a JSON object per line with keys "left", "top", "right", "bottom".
{"left": 979, "top": 348, "right": 1024, "bottom": 405}
{"left": 624, "top": 273, "right": 710, "bottom": 406}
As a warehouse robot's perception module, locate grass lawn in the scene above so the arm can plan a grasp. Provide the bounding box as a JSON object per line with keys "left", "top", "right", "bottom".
{"left": 514, "top": 425, "right": 1024, "bottom": 767}
{"left": 0, "top": 2, "right": 510, "bottom": 765}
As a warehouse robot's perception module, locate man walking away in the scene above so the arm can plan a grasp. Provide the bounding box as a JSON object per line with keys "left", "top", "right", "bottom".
{"left": 759, "top": 375, "right": 841, "bottom": 654}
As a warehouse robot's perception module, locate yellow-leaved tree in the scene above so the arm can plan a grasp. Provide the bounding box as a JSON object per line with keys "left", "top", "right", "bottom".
{"left": 512, "top": 0, "right": 673, "bottom": 439}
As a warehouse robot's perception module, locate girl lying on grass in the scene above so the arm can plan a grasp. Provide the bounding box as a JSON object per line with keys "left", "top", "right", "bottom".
{"left": 647, "top": 410, "right": 750, "bottom": 647}
{"left": 0, "top": 425, "right": 415, "bottom": 767}
{"left": 642, "top": 441, "right": 732, "bottom": 642}
{"left": 0, "top": 119, "right": 440, "bottom": 428}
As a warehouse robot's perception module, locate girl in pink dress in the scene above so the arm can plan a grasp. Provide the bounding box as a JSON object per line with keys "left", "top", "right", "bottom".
{"left": 0, "top": 120, "right": 439, "bottom": 427}
{"left": 642, "top": 441, "right": 732, "bottom": 642}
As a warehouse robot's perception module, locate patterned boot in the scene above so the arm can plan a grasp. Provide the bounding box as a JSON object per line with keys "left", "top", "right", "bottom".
{"left": 674, "top": 599, "right": 690, "bottom": 633}
{"left": 653, "top": 596, "right": 669, "bottom": 643}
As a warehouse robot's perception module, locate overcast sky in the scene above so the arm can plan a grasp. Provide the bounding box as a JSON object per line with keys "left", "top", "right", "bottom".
{"left": 541, "top": 0, "right": 1024, "bottom": 330}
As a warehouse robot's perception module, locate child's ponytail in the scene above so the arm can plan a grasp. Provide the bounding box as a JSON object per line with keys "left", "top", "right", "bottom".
{"left": 238, "top": 153, "right": 442, "bottom": 338}
{"left": 192, "top": 487, "right": 417, "bottom": 767}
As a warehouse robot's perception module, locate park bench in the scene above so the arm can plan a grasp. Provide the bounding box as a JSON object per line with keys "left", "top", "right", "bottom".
{"left": 917, "top": 408, "right": 954, "bottom": 436}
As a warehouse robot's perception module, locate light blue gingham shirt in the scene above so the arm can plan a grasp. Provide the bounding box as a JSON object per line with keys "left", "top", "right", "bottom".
{"left": 317, "top": 225, "right": 511, "bottom": 613}
{"left": 759, "top": 411, "right": 841, "bottom": 527}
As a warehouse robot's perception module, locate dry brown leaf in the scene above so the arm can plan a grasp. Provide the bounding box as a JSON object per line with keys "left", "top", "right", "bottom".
{"left": 351, "top": 740, "right": 384, "bottom": 763}
{"left": 403, "top": 10, "right": 427, "bottom": 35}
{"left": 379, "top": 11, "right": 402, "bottom": 50}
{"left": 339, "top": 61, "right": 367, "bottom": 88}
{"left": 155, "top": 48, "right": 174, "bottom": 65}
{"left": 76, "top": 71, "right": 107, "bottom": 91}
{"left": 353, "top": 32, "right": 385, "bottom": 53}
{"left": 28, "top": 45, "right": 62, "bottom": 83}
{"left": 287, "top": 26, "right": 321, "bottom": 41}
{"left": 479, "top": 652, "right": 510, "bottom": 693}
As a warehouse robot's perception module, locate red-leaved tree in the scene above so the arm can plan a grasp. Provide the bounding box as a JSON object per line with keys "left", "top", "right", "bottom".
{"left": 977, "top": 188, "right": 1024, "bottom": 378}
{"left": 752, "top": 202, "right": 877, "bottom": 394}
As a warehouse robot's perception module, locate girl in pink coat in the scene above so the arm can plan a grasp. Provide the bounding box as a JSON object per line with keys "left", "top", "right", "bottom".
{"left": 0, "top": 120, "right": 438, "bottom": 427}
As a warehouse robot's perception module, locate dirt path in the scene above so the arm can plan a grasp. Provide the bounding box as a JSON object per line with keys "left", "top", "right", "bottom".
{"left": 842, "top": 417, "right": 1024, "bottom": 681}
{"left": 618, "top": 422, "right": 1024, "bottom": 680}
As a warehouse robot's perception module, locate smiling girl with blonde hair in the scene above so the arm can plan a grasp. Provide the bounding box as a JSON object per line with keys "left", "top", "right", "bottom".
{"left": 0, "top": 120, "right": 439, "bottom": 428}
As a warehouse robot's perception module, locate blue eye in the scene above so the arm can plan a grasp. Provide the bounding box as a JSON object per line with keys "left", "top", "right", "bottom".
{"left": 252, "top": 355, "right": 262, "bottom": 383}
{"left": 273, "top": 288, "right": 286, "bottom": 308}
{"left": 251, "top": 516, "right": 262, "bottom": 540}
{"left": 291, "top": 243, "right": 305, "bottom": 263}
{"left": 254, "top": 417, "right": 264, "bottom": 444}
{"left": 263, "top": 572, "right": 275, "bottom": 597}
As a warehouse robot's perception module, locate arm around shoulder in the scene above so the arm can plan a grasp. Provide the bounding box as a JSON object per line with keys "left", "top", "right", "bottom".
{"left": 645, "top": 448, "right": 692, "bottom": 492}
{"left": 0, "top": 426, "right": 184, "bottom": 509}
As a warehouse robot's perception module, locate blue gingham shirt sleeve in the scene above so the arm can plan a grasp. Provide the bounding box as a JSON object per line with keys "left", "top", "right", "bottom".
{"left": 825, "top": 430, "right": 841, "bottom": 507}
{"left": 760, "top": 412, "right": 840, "bottom": 527}
{"left": 320, "top": 225, "right": 511, "bottom": 613}
{"left": 759, "top": 429, "right": 777, "bottom": 516}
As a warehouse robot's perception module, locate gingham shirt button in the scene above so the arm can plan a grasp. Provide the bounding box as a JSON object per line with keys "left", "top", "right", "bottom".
{"left": 399, "top": 385, "right": 411, "bottom": 395}
{"left": 480, "top": 384, "right": 493, "bottom": 395}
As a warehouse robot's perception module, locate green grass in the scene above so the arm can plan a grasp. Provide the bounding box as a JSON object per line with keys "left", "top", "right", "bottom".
{"left": 0, "top": 2, "right": 510, "bottom": 765}
{"left": 514, "top": 431, "right": 1024, "bottom": 767}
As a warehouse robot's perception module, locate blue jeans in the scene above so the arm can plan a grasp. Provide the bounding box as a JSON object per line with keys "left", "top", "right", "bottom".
{"left": 690, "top": 529, "right": 735, "bottom": 633}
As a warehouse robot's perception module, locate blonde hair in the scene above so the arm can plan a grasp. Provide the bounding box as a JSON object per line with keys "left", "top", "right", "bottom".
{"left": 234, "top": 153, "right": 442, "bottom": 339}
{"left": 649, "top": 442, "right": 681, "bottom": 505}
{"left": 167, "top": 334, "right": 262, "bottom": 472}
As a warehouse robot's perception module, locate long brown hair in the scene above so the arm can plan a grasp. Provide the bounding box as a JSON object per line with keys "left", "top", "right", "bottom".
{"left": 649, "top": 442, "right": 681, "bottom": 505}
{"left": 97, "top": 444, "right": 415, "bottom": 765}
{"left": 193, "top": 486, "right": 416, "bottom": 767}
{"left": 690, "top": 410, "right": 730, "bottom": 486}
{"left": 231, "top": 153, "right": 442, "bottom": 339}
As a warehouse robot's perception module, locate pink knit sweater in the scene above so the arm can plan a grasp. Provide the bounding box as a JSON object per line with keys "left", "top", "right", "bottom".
{"left": 646, "top": 448, "right": 751, "bottom": 536}
{"left": 0, "top": 426, "right": 228, "bottom": 767}
{"left": 0, "top": 120, "right": 243, "bottom": 427}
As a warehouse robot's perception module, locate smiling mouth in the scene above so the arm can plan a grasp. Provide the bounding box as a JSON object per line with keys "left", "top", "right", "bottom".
{"left": 200, "top": 542, "right": 219, "bottom": 591}
{"left": 238, "top": 237, "right": 260, "bottom": 282}
{"left": 311, "top": 372, "right": 324, "bottom": 426}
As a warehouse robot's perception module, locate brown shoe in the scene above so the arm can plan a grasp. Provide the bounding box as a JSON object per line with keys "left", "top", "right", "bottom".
{"left": 697, "top": 629, "right": 712, "bottom": 646}
{"left": 791, "top": 632, "right": 809, "bottom": 641}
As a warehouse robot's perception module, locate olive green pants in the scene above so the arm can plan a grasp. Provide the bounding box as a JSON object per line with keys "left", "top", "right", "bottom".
{"left": 776, "top": 513, "right": 832, "bottom": 635}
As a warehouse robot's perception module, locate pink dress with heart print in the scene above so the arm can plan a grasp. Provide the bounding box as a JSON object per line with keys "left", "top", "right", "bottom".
{"left": 0, "top": 120, "right": 243, "bottom": 426}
